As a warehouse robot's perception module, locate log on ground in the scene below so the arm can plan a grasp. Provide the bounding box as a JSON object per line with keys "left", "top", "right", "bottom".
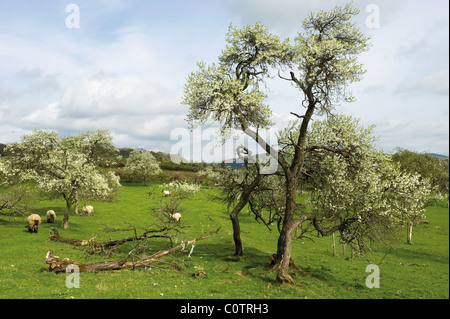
{"left": 45, "top": 227, "right": 221, "bottom": 273}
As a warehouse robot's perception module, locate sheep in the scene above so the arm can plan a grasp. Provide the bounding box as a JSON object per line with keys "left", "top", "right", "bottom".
{"left": 46, "top": 210, "right": 56, "bottom": 223}
{"left": 168, "top": 182, "right": 174, "bottom": 188}
{"left": 82, "top": 205, "right": 94, "bottom": 216}
{"left": 26, "top": 214, "right": 41, "bottom": 233}
{"left": 162, "top": 190, "right": 171, "bottom": 197}
{"left": 169, "top": 213, "right": 182, "bottom": 223}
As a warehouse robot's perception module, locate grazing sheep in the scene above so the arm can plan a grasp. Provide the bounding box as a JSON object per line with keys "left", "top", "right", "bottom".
{"left": 82, "top": 205, "right": 94, "bottom": 215}
{"left": 46, "top": 210, "right": 56, "bottom": 223}
{"left": 170, "top": 213, "right": 182, "bottom": 223}
{"left": 162, "top": 190, "right": 171, "bottom": 197}
{"left": 26, "top": 214, "right": 41, "bottom": 233}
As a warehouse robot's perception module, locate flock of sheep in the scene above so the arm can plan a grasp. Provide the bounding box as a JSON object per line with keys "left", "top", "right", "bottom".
{"left": 25, "top": 184, "right": 182, "bottom": 233}
{"left": 25, "top": 205, "right": 94, "bottom": 233}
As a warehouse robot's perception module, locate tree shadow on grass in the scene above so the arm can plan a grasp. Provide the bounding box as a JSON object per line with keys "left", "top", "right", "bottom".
{"left": 192, "top": 242, "right": 306, "bottom": 284}
{"left": 387, "top": 245, "right": 448, "bottom": 265}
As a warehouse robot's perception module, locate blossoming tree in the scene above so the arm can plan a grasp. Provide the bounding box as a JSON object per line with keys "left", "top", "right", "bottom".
{"left": 124, "top": 149, "right": 162, "bottom": 185}
{"left": 5, "top": 129, "right": 120, "bottom": 229}
{"left": 304, "top": 115, "right": 434, "bottom": 249}
{"left": 183, "top": 3, "right": 370, "bottom": 283}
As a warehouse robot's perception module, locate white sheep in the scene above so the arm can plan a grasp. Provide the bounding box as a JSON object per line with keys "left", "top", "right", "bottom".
{"left": 46, "top": 210, "right": 56, "bottom": 223}
{"left": 168, "top": 182, "right": 174, "bottom": 188}
{"left": 162, "top": 190, "right": 171, "bottom": 197}
{"left": 82, "top": 205, "right": 94, "bottom": 215}
{"left": 170, "top": 213, "right": 182, "bottom": 223}
{"left": 26, "top": 214, "right": 41, "bottom": 233}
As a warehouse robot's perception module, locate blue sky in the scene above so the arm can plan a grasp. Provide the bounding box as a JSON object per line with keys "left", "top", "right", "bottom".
{"left": 0, "top": 0, "right": 448, "bottom": 162}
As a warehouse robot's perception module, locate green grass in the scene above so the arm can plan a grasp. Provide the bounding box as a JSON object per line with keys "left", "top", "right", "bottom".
{"left": 0, "top": 182, "right": 448, "bottom": 299}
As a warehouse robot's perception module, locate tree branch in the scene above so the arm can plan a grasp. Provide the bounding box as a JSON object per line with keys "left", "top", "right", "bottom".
{"left": 46, "top": 227, "right": 221, "bottom": 273}
{"left": 306, "top": 144, "right": 353, "bottom": 158}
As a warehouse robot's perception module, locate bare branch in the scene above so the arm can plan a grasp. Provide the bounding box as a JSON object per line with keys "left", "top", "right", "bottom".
{"left": 290, "top": 112, "right": 305, "bottom": 119}
{"left": 46, "top": 227, "right": 221, "bottom": 273}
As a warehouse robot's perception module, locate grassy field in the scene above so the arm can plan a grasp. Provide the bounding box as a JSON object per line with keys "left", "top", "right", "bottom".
{"left": 0, "top": 181, "right": 448, "bottom": 299}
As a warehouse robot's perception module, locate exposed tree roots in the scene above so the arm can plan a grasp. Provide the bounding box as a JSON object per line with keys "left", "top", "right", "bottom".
{"left": 266, "top": 253, "right": 304, "bottom": 285}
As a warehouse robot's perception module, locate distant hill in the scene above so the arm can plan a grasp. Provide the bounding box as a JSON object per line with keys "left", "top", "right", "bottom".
{"left": 223, "top": 153, "right": 278, "bottom": 171}
{"left": 223, "top": 158, "right": 246, "bottom": 169}
{"left": 117, "top": 148, "right": 189, "bottom": 164}
{"left": 427, "top": 153, "right": 449, "bottom": 160}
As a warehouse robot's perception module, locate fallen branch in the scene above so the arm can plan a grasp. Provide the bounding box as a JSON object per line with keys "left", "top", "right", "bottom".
{"left": 47, "top": 227, "right": 177, "bottom": 248}
{"left": 46, "top": 227, "right": 221, "bottom": 273}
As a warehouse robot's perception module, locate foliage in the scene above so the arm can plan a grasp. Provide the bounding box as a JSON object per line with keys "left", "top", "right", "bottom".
{"left": 124, "top": 149, "right": 162, "bottom": 184}
{"left": 304, "top": 115, "right": 435, "bottom": 248}
{"left": 392, "top": 148, "right": 449, "bottom": 195}
{"left": 290, "top": 2, "right": 370, "bottom": 114}
{"left": 159, "top": 181, "right": 201, "bottom": 199}
{"left": 183, "top": 22, "right": 291, "bottom": 139}
{"left": 0, "top": 157, "right": 13, "bottom": 186}
{"left": 4, "top": 129, "right": 121, "bottom": 229}
{"left": 0, "top": 184, "right": 36, "bottom": 218}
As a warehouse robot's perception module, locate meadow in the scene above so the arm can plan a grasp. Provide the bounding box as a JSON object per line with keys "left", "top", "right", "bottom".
{"left": 0, "top": 181, "right": 448, "bottom": 299}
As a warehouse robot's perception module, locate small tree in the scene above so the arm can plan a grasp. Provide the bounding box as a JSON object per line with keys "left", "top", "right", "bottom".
{"left": 203, "top": 154, "right": 260, "bottom": 256}
{"left": 200, "top": 153, "right": 283, "bottom": 256}
{"left": 124, "top": 150, "right": 161, "bottom": 185}
{"left": 392, "top": 149, "right": 449, "bottom": 196}
{"left": 6, "top": 130, "right": 120, "bottom": 229}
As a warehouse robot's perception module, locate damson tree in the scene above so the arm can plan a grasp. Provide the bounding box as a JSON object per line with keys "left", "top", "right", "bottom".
{"left": 183, "top": 3, "right": 369, "bottom": 283}
{"left": 0, "top": 157, "right": 10, "bottom": 184}
{"left": 392, "top": 149, "right": 449, "bottom": 196}
{"left": 124, "top": 149, "right": 162, "bottom": 185}
{"left": 5, "top": 129, "right": 120, "bottom": 229}
{"left": 304, "top": 115, "right": 434, "bottom": 249}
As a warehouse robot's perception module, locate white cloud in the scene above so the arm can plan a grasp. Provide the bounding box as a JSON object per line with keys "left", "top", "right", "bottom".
{"left": 395, "top": 71, "right": 449, "bottom": 96}
{"left": 0, "top": 1, "right": 448, "bottom": 157}
{"left": 60, "top": 73, "right": 183, "bottom": 118}
{"left": 372, "top": 118, "right": 449, "bottom": 155}
{"left": 22, "top": 102, "right": 60, "bottom": 125}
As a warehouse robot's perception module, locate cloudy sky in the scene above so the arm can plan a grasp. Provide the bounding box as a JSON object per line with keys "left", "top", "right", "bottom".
{"left": 0, "top": 0, "right": 448, "bottom": 162}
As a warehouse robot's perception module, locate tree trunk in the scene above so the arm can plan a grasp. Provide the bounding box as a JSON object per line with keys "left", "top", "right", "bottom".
{"left": 406, "top": 221, "right": 413, "bottom": 244}
{"left": 229, "top": 173, "right": 262, "bottom": 256}
{"left": 273, "top": 99, "right": 314, "bottom": 284}
{"left": 332, "top": 232, "right": 336, "bottom": 256}
{"left": 62, "top": 198, "right": 71, "bottom": 230}
{"left": 275, "top": 178, "right": 297, "bottom": 284}
{"left": 74, "top": 190, "right": 79, "bottom": 215}
{"left": 230, "top": 209, "right": 244, "bottom": 256}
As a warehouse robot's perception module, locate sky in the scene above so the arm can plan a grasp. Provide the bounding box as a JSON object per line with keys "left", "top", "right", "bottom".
{"left": 0, "top": 0, "right": 448, "bottom": 163}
